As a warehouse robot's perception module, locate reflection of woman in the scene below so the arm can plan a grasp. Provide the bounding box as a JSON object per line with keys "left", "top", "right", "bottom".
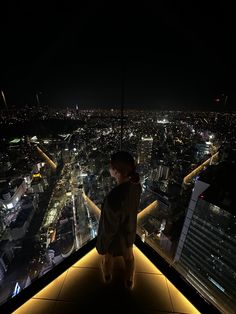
{"left": 96, "top": 151, "right": 142, "bottom": 289}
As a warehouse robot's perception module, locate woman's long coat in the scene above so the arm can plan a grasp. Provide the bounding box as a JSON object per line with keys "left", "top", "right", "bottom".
{"left": 96, "top": 180, "right": 142, "bottom": 257}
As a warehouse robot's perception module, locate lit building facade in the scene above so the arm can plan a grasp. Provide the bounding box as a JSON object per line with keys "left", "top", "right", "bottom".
{"left": 174, "top": 166, "right": 236, "bottom": 313}
{"left": 137, "top": 137, "right": 153, "bottom": 166}
{"left": 0, "top": 179, "right": 27, "bottom": 211}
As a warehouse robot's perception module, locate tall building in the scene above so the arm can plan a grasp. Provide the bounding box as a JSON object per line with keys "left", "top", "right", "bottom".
{"left": 137, "top": 137, "right": 153, "bottom": 166}
{"left": 157, "top": 164, "right": 169, "bottom": 180}
{"left": 174, "top": 159, "right": 236, "bottom": 314}
{"left": 62, "top": 148, "right": 71, "bottom": 163}
{"left": 150, "top": 164, "right": 169, "bottom": 181}
{"left": 0, "top": 179, "right": 27, "bottom": 212}
{"left": 194, "top": 142, "right": 211, "bottom": 162}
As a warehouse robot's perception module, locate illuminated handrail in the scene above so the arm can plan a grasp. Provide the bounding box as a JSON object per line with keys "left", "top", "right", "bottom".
{"left": 36, "top": 145, "right": 57, "bottom": 170}
{"left": 83, "top": 193, "right": 158, "bottom": 222}
{"left": 183, "top": 152, "right": 219, "bottom": 185}
{"left": 82, "top": 193, "right": 101, "bottom": 216}
{"left": 137, "top": 200, "right": 158, "bottom": 220}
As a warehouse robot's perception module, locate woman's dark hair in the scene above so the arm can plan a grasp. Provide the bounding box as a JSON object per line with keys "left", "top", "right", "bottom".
{"left": 110, "top": 151, "right": 139, "bottom": 183}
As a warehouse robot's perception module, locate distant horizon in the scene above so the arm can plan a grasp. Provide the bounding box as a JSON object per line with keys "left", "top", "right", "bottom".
{"left": 1, "top": 102, "right": 235, "bottom": 114}
{"left": 1, "top": 86, "right": 235, "bottom": 113}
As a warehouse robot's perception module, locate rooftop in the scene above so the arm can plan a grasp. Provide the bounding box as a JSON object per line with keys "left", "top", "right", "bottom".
{"left": 12, "top": 246, "right": 200, "bottom": 314}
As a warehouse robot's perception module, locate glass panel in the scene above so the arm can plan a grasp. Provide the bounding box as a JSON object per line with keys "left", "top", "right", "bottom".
{"left": 1, "top": 89, "right": 235, "bottom": 314}
{"left": 0, "top": 107, "right": 114, "bottom": 306}
{"left": 134, "top": 111, "right": 236, "bottom": 313}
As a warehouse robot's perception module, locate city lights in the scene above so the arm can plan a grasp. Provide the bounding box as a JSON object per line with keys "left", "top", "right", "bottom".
{"left": 0, "top": 108, "right": 235, "bottom": 314}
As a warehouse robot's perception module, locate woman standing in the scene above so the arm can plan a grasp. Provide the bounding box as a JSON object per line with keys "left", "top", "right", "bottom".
{"left": 96, "top": 151, "right": 142, "bottom": 289}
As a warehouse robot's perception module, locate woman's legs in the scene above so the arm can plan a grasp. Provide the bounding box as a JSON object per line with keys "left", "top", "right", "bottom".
{"left": 122, "top": 246, "right": 135, "bottom": 288}
{"left": 100, "top": 247, "right": 135, "bottom": 287}
{"left": 101, "top": 253, "right": 113, "bottom": 282}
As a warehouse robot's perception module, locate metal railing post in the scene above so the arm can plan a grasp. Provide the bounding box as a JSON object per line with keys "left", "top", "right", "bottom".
{"left": 120, "top": 63, "right": 125, "bottom": 150}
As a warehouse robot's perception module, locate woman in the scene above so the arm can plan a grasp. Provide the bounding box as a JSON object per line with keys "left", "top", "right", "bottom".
{"left": 96, "top": 151, "right": 142, "bottom": 289}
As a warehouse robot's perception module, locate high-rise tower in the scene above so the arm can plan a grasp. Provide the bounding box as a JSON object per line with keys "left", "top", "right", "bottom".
{"left": 174, "top": 156, "right": 236, "bottom": 314}
{"left": 137, "top": 137, "right": 153, "bottom": 166}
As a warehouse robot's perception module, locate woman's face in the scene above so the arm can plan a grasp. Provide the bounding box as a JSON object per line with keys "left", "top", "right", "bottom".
{"left": 109, "top": 164, "right": 116, "bottom": 178}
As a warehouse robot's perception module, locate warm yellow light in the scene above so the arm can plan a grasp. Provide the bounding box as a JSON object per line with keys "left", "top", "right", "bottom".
{"left": 183, "top": 151, "right": 219, "bottom": 185}
{"left": 36, "top": 146, "right": 57, "bottom": 170}
{"left": 137, "top": 200, "right": 158, "bottom": 221}
{"left": 166, "top": 279, "right": 201, "bottom": 314}
{"left": 12, "top": 248, "right": 201, "bottom": 314}
{"left": 33, "top": 173, "right": 41, "bottom": 178}
{"left": 12, "top": 271, "right": 68, "bottom": 314}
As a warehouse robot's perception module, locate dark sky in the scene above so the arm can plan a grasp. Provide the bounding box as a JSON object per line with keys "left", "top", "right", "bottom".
{"left": 1, "top": 1, "right": 235, "bottom": 111}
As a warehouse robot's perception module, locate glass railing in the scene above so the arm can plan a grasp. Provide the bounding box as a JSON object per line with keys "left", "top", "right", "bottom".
{"left": 130, "top": 110, "right": 236, "bottom": 314}
{"left": 0, "top": 108, "right": 235, "bottom": 314}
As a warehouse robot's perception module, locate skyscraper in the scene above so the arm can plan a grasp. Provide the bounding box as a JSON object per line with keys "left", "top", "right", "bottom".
{"left": 174, "top": 158, "right": 236, "bottom": 314}
{"left": 137, "top": 137, "right": 153, "bottom": 166}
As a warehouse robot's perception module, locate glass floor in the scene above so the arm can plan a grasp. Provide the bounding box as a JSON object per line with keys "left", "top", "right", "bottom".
{"left": 13, "top": 246, "right": 201, "bottom": 314}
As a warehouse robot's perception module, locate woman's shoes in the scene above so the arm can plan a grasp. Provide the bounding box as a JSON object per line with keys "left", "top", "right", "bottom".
{"left": 101, "top": 268, "right": 112, "bottom": 283}
{"left": 125, "top": 279, "right": 134, "bottom": 289}
{"left": 104, "top": 274, "right": 112, "bottom": 283}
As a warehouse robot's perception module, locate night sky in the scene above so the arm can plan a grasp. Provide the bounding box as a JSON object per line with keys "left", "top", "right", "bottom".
{"left": 1, "top": 1, "right": 235, "bottom": 111}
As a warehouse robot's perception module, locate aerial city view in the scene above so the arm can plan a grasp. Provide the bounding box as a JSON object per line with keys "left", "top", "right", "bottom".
{"left": 1, "top": 2, "right": 236, "bottom": 313}
{"left": 0, "top": 102, "right": 235, "bottom": 312}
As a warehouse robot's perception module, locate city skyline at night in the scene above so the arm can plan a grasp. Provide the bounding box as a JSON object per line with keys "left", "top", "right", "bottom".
{"left": 0, "top": 106, "right": 235, "bottom": 313}
{"left": 1, "top": 2, "right": 236, "bottom": 312}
